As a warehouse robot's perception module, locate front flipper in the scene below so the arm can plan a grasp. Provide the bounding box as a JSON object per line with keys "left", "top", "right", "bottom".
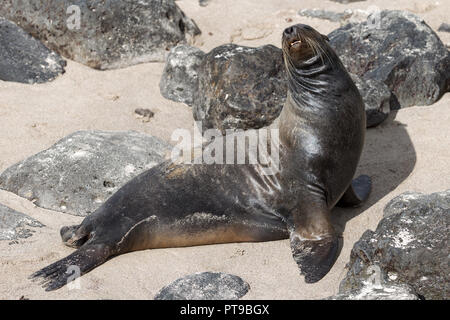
{"left": 336, "top": 175, "right": 372, "bottom": 207}
{"left": 289, "top": 198, "right": 341, "bottom": 283}
{"left": 30, "top": 243, "right": 112, "bottom": 291}
{"left": 290, "top": 233, "right": 341, "bottom": 283}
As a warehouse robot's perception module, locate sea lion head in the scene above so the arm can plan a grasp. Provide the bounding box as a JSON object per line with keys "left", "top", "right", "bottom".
{"left": 281, "top": 24, "right": 348, "bottom": 103}
{"left": 282, "top": 24, "right": 333, "bottom": 70}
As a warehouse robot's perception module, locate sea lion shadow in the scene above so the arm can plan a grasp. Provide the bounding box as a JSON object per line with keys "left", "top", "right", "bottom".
{"left": 330, "top": 110, "right": 417, "bottom": 236}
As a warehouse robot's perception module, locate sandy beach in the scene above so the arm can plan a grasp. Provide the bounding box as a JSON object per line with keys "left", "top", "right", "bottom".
{"left": 0, "top": 0, "right": 448, "bottom": 299}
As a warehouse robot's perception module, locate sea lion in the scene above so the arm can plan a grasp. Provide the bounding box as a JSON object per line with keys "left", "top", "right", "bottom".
{"left": 31, "top": 24, "right": 371, "bottom": 291}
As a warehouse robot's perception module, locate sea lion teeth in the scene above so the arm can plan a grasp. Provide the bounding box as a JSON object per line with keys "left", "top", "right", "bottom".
{"left": 290, "top": 40, "right": 301, "bottom": 47}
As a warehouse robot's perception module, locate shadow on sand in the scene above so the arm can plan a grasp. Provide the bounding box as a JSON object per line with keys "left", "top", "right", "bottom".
{"left": 330, "top": 110, "right": 417, "bottom": 252}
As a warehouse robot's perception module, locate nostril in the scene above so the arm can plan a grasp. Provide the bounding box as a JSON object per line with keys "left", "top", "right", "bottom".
{"left": 284, "top": 27, "right": 294, "bottom": 35}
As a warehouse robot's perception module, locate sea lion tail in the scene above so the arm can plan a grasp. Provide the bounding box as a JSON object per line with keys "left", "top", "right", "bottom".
{"left": 290, "top": 233, "right": 341, "bottom": 283}
{"left": 29, "top": 243, "right": 111, "bottom": 291}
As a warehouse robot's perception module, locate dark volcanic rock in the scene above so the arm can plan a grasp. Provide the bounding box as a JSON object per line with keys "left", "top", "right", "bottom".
{"left": 339, "top": 190, "right": 450, "bottom": 300}
{"left": 0, "top": 18, "right": 65, "bottom": 84}
{"left": 0, "top": 131, "right": 171, "bottom": 217}
{"left": 0, "top": 203, "right": 44, "bottom": 240}
{"left": 134, "top": 108, "right": 155, "bottom": 122}
{"left": 350, "top": 74, "right": 392, "bottom": 127}
{"left": 327, "top": 282, "right": 418, "bottom": 300}
{"left": 438, "top": 23, "right": 450, "bottom": 33}
{"left": 193, "top": 44, "right": 287, "bottom": 133}
{"left": 199, "top": 0, "right": 211, "bottom": 7}
{"left": 298, "top": 9, "right": 353, "bottom": 22}
{"left": 154, "top": 272, "right": 250, "bottom": 300}
{"left": 159, "top": 45, "right": 205, "bottom": 106}
{"left": 160, "top": 44, "right": 392, "bottom": 130}
{"left": 329, "top": 10, "right": 450, "bottom": 108}
{"left": 0, "top": 0, "right": 200, "bottom": 70}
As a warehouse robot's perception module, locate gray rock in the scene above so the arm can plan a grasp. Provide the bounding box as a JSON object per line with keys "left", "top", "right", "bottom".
{"left": 0, "top": 0, "right": 200, "bottom": 70}
{"left": 134, "top": 108, "right": 155, "bottom": 122}
{"left": 193, "top": 44, "right": 287, "bottom": 133}
{"left": 154, "top": 272, "right": 250, "bottom": 300}
{"left": 0, "top": 203, "right": 44, "bottom": 240}
{"left": 0, "top": 131, "right": 171, "bottom": 216}
{"left": 329, "top": 10, "right": 450, "bottom": 108}
{"left": 328, "top": 282, "right": 419, "bottom": 300}
{"left": 438, "top": 23, "right": 450, "bottom": 33}
{"left": 159, "top": 45, "right": 205, "bottom": 106}
{"left": 0, "top": 18, "right": 65, "bottom": 84}
{"left": 338, "top": 190, "right": 450, "bottom": 300}
{"left": 160, "top": 44, "right": 392, "bottom": 130}
{"left": 350, "top": 74, "right": 393, "bottom": 127}
{"left": 298, "top": 9, "right": 353, "bottom": 22}
{"left": 199, "top": 0, "right": 211, "bottom": 7}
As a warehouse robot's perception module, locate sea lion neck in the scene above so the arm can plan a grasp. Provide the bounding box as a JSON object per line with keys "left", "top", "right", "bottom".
{"left": 284, "top": 56, "right": 333, "bottom": 109}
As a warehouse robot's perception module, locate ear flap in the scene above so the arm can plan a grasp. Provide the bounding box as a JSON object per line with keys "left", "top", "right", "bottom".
{"left": 321, "top": 34, "right": 330, "bottom": 42}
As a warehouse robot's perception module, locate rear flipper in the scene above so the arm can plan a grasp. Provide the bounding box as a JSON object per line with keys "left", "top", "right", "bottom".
{"left": 29, "top": 243, "right": 112, "bottom": 291}
{"left": 336, "top": 175, "right": 372, "bottom": 207}
{"left": 290, "top": 233, "right": 341, "bottom": 283}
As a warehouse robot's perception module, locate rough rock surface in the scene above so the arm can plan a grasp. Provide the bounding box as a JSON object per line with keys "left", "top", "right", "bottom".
{"left": 194, "top": 44, "right": 287, "bottom": 133}
{"left": 438, "top": 23, "right": 450, "bottom": 33}
{"left": 0, "top": 131, "right": 171, "bottom": 217}
{"left": 327, "top": 282, "right": 418, "bottom": 300}
{"left": 338, "top": 190, "right": 450, "bottom": 300}
{"left": 350, "top": 74, "right": 393, "bottom": 127}
{"left": 298, "top": 9, "right": 353, "bottom": 22}
{"left": 329, "top": 10, "right": 450, "bottom": 108}
{"left": 0, "top": 18, "right": 65, "bottom": 84}
{"left": 0, "top": 0, "right": 200, "bottom": 70}
{"left": 159, "top": 45, "right": 205, "bottom": 106}
{"left": 199, "top": 0, "right": 211, "bottom": 7}
{"left": 0, "top": 203, "right": 44, "bottom": 241}
{"left": 154, "top": 272, "right": 250, "bottom": 300}
{"left": 160, "top": 44, "right": 391, "bottom": 129}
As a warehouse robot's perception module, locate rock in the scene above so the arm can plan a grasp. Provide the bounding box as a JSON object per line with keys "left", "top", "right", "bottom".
{"left": 134, "top": 108, "right": 155, "bottom": 122}
{"left": 0, "top": 131, "right": 171, "bottom": 217}
{"left": 0, "top": 0, "right": 201, "bottom": 70}
{"left": 329, "top": 10, "right": 450, "bottom": 108}
{"left": 160, "top": 44, "right": 392, "bottom": 130}
{"left": 298, "top": 9, "right": 353, "bottom": 22}
{"left": 0, "top": 18, "right": 65, "bottom": 84}
{"left": 154, "top": 272, "right": 250, "bottom": 300}
{"left": 350, "top": 74, "right": 393, "bottom": 127}
{"left": 438, "top": 23, "right": 450, "bottom": 33}
{"left": 0, "top": 203, "right": 44, "bottom": 240}
{"left": 193, "top": 44, "right": 287, "bottom": 133}
{"left": 159, "top": 45, "right": 205, "bottom": 106}
{"left": 338, "top": 190, "right": 450, "bottom": 300}
{"left": 297, "top": 8, "right": 385, "bottom": 26}
{"left": 327, "top": 282, "right": 419, "bottom": 300}
{"left": 199, "top": 0, "right": 211, "bottom": 7}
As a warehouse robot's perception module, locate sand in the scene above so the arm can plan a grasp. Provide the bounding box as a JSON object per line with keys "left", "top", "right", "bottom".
{"left": 0, "top": 0, "right": 448, "bottom": 299}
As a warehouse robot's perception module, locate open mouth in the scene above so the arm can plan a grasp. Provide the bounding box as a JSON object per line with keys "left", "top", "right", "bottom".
{"left": 289, "top": 40, "right": 302, "bottom": 48}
